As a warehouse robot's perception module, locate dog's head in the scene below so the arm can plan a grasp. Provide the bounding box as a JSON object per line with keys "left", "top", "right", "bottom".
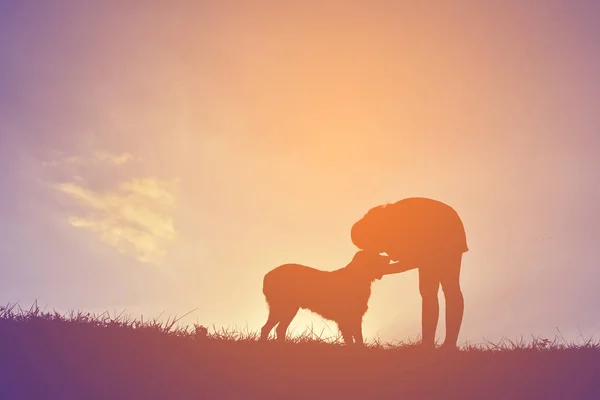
{"left": 347, "top": 250, "right": 393, "bottom": 281}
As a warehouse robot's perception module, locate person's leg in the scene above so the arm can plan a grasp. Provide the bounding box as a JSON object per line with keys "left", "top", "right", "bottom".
{"left": 418, "top": 265, "right": 440, "bottom": 348}
{"left": 439, "top": 252, "right": 464, "bottom": 349}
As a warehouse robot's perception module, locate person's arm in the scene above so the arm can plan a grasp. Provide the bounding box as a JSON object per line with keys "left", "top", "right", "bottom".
{"left": 382, "top": 260, "right": 418, "bottom": 275}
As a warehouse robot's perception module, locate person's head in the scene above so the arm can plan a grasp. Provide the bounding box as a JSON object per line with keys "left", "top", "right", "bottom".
{"left": 350, "top": 204, "right": 390, "bottom": 253}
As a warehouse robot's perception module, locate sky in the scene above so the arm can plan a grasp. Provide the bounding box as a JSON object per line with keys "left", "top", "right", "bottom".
{"left": 1, "top": 1, "right": 599, "bottom": 345}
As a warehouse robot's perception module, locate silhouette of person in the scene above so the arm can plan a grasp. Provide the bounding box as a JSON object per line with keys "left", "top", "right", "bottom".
{"left": 351, "top": 197, "right": 468, "bottom": 350}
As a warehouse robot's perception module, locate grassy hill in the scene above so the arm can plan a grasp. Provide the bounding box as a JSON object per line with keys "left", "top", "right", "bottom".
{"left": 1, "top": 303, "right": 598, "bottom": 399}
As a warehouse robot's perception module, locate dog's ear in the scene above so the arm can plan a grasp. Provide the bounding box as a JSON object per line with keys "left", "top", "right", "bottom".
{"left": 351, "top": 250, "right": 368, "bottom": 265}
{"left": 350, "top": 250, "right": 374, "bottom": 267}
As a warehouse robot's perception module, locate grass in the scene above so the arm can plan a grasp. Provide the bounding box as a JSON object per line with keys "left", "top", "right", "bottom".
{"left": 1, "top": 302, "right": 599, "bottom": 399}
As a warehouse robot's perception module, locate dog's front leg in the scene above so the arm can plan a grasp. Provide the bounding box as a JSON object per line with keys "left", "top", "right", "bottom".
{"left": 338, "top": 322, "right": 355, "bottom": 345}
{"left": 351, "top": 317, "right": 364, "bottom": 346}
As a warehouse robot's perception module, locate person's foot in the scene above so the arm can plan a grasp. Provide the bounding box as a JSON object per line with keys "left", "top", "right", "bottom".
{"left": 418, "top": 341, "right": 437, "bottom": 353}
{"left": 438, "top": 342, "right": 459, "bottom": 353}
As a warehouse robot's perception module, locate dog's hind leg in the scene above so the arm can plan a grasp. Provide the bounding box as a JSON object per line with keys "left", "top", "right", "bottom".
{"left": 260, "top": 307, "right": 280, "bottom": 341}
{"left": 275, "top": 306, "right": 299, "bottom": 343}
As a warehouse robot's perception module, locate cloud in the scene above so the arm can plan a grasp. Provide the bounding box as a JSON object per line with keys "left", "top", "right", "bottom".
{"left": 94, "top": 151, "right": 138, "bottom": 166}
{"left": 120, "top": 178, "right": 178, "bottom": 206}
{"left": 43, "top": 151, "right": 138, "bottom": 168}
{"left": 52, "top": 178, "right": 179, "bottom": 265}
{"left": 42, "top": 156, "right": 84, "bottom": 167}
